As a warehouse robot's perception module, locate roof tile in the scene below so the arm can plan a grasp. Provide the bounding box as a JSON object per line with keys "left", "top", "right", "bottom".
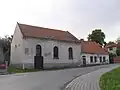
{"left": 18, "top": 23, "right": 79, "bottom": 42}
{"left": 81, "top": 41, "right": 108, "bottom": 55}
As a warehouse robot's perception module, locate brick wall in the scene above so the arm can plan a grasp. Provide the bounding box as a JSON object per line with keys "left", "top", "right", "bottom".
{"left": 113, "top": 56, "right": 120, "bottom": 63}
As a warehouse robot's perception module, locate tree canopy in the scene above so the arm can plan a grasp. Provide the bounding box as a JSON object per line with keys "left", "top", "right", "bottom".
{"left": 116, "top": 48, "right": 120, "bottom": 56}
{"left": 88, "top": 29, "right": 106, "bottom": 46}
{"left": 0, "top": 35, "right": 13, "bottom": 65}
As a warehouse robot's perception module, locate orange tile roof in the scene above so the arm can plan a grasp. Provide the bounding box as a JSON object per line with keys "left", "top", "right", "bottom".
{"left": 105, "top": 43, "right": 117, "bottom": 48}
{"left": 18, "top": 23, "right": 79, "bottom": 43}
{"left": 81, "top": 41, "right": 108, "bottom": 55}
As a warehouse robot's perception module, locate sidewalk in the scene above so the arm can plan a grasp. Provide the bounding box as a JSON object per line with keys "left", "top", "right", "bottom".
{"left": 65, "top": 65, "right": 119, "bottom": 90}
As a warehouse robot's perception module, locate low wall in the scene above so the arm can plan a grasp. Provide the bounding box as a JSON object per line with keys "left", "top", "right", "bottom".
{"left": 113, "top": 56, "right": 120, "bottom": 63}
{"left": 10, "top": 62, "right": 80, "bottom": 69}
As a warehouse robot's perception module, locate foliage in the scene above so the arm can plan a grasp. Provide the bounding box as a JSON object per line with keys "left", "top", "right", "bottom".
{"left": 109, "top": 53, "right": 116, "bottom": 63}
{"left": 100, "top": 67, "right": 120, "bottom": 90}
{"left": 88, "top": 29, "right": 105, "bottom": 45}
{"left": 116, "top": 37, "right": 120, "bottom": 44}
{"left": 116, "top": 48, "right": 120, "bottom": 56}
{"left": 8, "top": 66, "right": 40, "bottom": 73}
{"left": 2, "top": 35, "right": 13, "bottom": 54}
{"left": 0, "top": 35, "right": 13, "bottom": 65}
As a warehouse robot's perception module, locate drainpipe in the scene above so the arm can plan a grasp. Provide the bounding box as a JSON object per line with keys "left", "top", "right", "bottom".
{"left": 22, "top": 63, "right": 25, "bottom": 69}
{"left": 80, "top": 39, "right": 84, "bottom": 65}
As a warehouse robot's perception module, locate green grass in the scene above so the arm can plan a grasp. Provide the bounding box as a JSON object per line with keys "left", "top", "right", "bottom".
{"left": 100, "top": 67, "right": 120, "bottom": 90}
{"left": 7, "top": 66, "right": 40, "bottom": 73}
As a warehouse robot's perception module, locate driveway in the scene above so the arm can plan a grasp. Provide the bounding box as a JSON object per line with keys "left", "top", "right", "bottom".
{"left": 0, "top": 64, "right": 118, "bottom": 90}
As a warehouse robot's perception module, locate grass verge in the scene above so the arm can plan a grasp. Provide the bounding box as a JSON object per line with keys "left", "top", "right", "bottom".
{"left": 100, "top": 67, "right": 120, "bottom": 90}
{"left": 7, "top": 66, "right": 40, "bottom": 73}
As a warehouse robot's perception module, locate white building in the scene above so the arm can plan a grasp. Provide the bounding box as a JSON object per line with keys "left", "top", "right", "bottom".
{"left": 80, "top": 39, "right": 109, "bottom": 65}
{"left": 105, "top": 43, "right": 117, "bottom": 55}
{"left": 11, "top": 23, "right": 81, "bottom": 69}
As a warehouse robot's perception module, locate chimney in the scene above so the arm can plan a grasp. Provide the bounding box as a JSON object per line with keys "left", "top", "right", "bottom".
{"left": 80, "top": 39, "right": 84, "bottom": 42}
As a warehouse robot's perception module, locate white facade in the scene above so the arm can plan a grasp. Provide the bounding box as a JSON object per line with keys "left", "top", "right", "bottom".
{"left": 11, "top": 24, "right": 24, "bottom": 64}
{"left": 107, "top": 47, "right": 117, "bottom": 55}
{"left": 11, "top": 24, "right": 81, "bottom": 68}
{"left": 80, "top": 53, "right": 109, "bottom": 65}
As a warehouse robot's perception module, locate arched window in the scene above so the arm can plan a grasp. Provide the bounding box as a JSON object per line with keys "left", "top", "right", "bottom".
{"left": 68, "top": 47, "right": 73, "bottom": 59}
{"left": 36, "top": 45, "right": 42, "bottom": 56}
{"left": 53, "top": 46, "right": 59, "bottom": 59}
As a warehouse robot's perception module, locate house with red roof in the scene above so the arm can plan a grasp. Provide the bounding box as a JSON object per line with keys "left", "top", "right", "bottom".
{"left": 11, "top": 23, "right": 81, "bottom": 69}
{"left": 105, "top": 43, "right": 120, "bottom": 55}
{"left": 11, "top": 23, "right": 110, "bottom": 69}
{"left": 80, "top": 39, "right": 109, "bottom": 65}
{"left": 105, "top": 43, "right": 120, "bottom": 63}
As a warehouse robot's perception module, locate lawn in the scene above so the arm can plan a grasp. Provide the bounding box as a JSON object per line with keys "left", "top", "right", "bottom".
{"left": 100, "top": 67, "right": 120, "bottom": 90}
{"left": 7, "top": 66, "right": 40, "bottom": 73}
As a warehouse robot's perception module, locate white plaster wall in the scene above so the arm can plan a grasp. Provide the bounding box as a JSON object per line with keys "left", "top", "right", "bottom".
{"left": 22, "top": 38, "right": 81, "bottom": 65}
{"left": 80, "top": 53, "right": 109, "bottom": 64}
{"left": 108, "top": 47, "right": 117, "bottom": 54}
{"left": 11, "top": 24, "right": 24, "bottom": 64}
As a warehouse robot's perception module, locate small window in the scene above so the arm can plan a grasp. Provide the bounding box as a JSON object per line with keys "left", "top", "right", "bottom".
{"left": 109, "top": 48, "right": 113, "bottom": 50}
{"left": 90, "top": 56, "right": 93, "bottom": 63}
{"left": 94, "top": 56, "right": 97, "bottom": 62}
{"left": 15, "top": 45, "right": 17, "bottom": 48}
{"left": 36, "top": 45, "right": 42, "bottom": 56}
{"left": 103, "top": 56, "right": 106, "bottom": 62}
{"left": 25, "top": 48, "right": 29, "bottom": 55}
{"left": 99, "top": 56, "right": 102, "bottom": 62}
{"left": 53, "top": 46, "right": 59, "bottom": 59}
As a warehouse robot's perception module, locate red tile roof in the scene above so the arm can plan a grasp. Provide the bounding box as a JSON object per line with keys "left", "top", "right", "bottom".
{"left": 18, "top": 23, "right": 79, "bottom": 43}
{"left": 105, "top": 43, "right": 117, "bottom": 48}
{"left": 105, "top": 43, "right": 120, "bottom": 48}
{"left": 81, "top": 41, "right": 108, "bottom": 55}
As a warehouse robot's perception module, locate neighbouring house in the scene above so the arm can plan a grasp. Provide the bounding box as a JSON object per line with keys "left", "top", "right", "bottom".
{"left": 105, "top": 43, "right": 118, "bottom": 55}
{"left": 105, "top": 43, "right": 120, "bottom": 63}
{"left": 80, "top": 39, "right": 109, "bottom": 65}
{"left": 11, "top": 23, "right": 81, "bottom": 69}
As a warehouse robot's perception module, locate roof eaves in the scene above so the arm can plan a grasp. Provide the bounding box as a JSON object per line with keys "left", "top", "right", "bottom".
{"left": 24, "top": 36, "right": 80, "bottom": 43}
{"left": 17, "top": 22, "right": 25, "bottom": 38}
{"left": 82, "top": 51, "right": 108, "bottom": 55}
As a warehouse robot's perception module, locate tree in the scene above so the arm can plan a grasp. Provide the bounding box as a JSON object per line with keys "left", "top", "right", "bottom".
{"left": 88, "top": 29, "right": 105, "bottom": 46}
{"left": 116, "top": 36, "right": 120, "bottom": 44}
{"left": 116, "top": 48, "right": 120, "bottom": 56}
{"left": 2, "top": 35, "right": 13, "bottom": 65}
{"left": 109, "top": 53, "right": 116, "bottom": 63}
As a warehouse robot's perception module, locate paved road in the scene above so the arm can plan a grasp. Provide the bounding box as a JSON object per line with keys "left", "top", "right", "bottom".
{"left": 65, "top": 64, "right": 119, "bottom": 90}
{"left": 0, "top": 64, "right": 118, "bottom": 90}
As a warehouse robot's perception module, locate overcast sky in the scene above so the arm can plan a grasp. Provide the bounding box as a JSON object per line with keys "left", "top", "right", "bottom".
{"left": 0, "top": 0, "right": 120, "bottom": 42}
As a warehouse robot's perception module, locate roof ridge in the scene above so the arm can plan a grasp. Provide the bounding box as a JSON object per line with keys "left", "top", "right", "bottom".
{"left": 81, "top": 40, "right": 108, "bottom": 55}
{"left": 16, "top": 22, "right": 80, "bottom": 43}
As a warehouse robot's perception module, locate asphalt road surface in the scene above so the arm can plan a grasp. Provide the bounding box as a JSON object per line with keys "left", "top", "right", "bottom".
{"left": 0, "top": 64, "right": 118, "bottom": 90}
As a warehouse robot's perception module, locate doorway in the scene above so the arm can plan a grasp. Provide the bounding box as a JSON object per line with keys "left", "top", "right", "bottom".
{"left": 82, "top": 56, "right": 86, "bottom": 66}
{"left": 34, "top": 45, "right": 43, "bottom": 69}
